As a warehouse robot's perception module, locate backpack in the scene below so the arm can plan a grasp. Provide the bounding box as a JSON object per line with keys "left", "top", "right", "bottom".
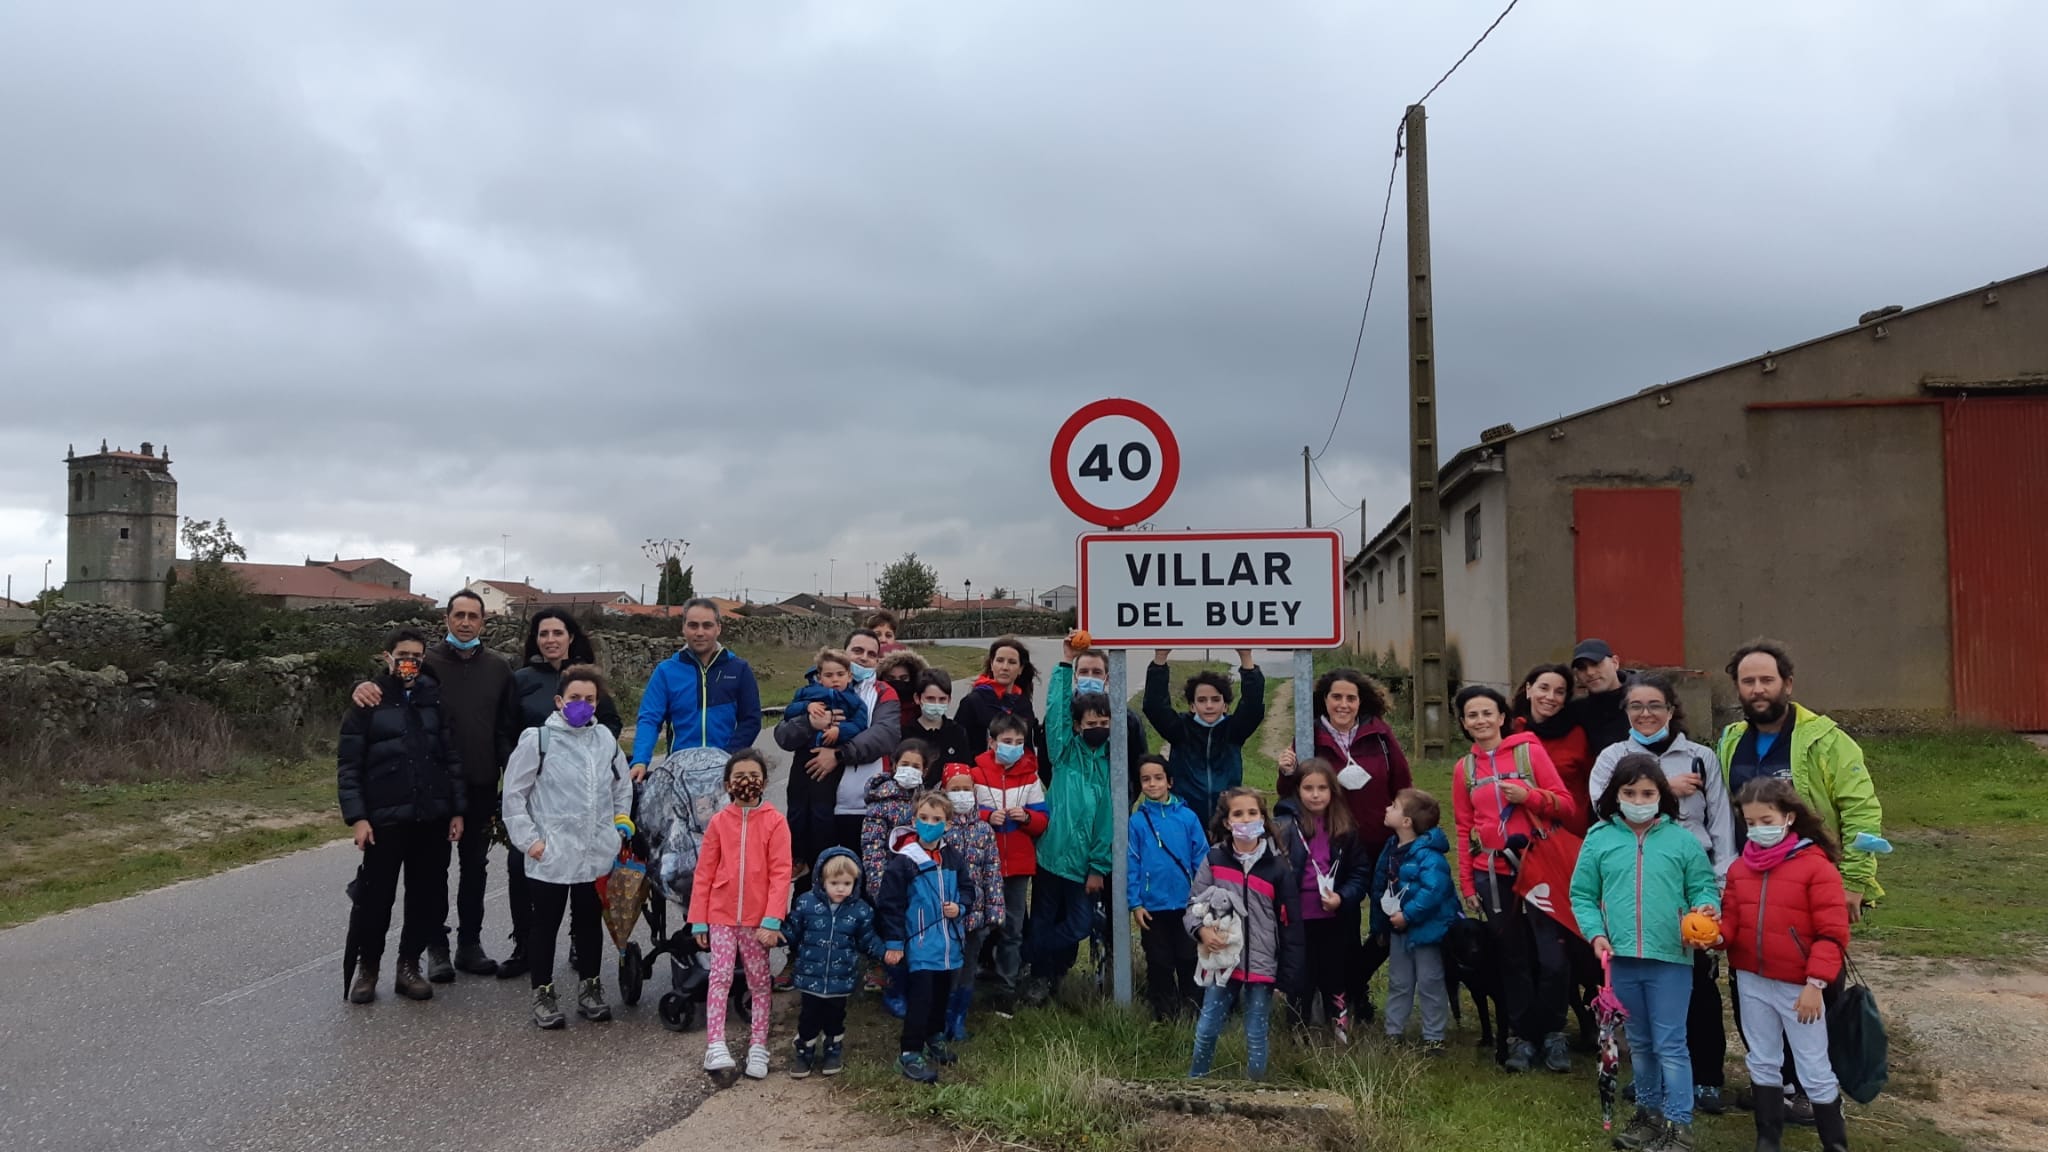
{"left": 1827, "top": 956, "right": 1890, "bottom": 1103}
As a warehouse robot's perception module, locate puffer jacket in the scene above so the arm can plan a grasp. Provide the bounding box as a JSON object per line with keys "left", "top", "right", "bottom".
{"left": 1719, "top": 840, "right": 1850, "bottom": 986}
{"left": 688, "top": 800, "right": 794, "bottom": 932}
{"left": 1143, "top": 660, "right": 1267, "bottom": 824}
{"left": 1036, "top": 664, "right": 1114, "bottom": 885}
{"left": 1368, "top": 828, "right": 1459, "bottom": 949}
{"left": 1587, "top": 733, "right": 1736, "bottom": 877}
{"left": 512, "top": 657, "right": 623, "bottom": 735}
{"left": 499, "top": 712, "right": 634, "bottom": 885}
{"left": 1183, "top": 840, "right": 1306, "bottom": 995}
{"left": 1452, "top": 732, "right": 1575, "bottom": 900}
{"left": 1128, "top": 795, "right": 1209, "bottom": 913}
{"left": 875, "top": 837, "right": 977, "bottom": 973}
{"left": 781, "top": 846, "right": 887, "bottom": 997}
{"left": 1570, "top": 814, "right": 1720, "bottom": 965}
{"left": 860, "top": 771, "right": 920, "bottom": 899}
{"left": 783, "top": 681, "right": 871, "bottom": 748}
{"left": 1279, "top": 715, "right": 1414, "bottom": 867}
{"left": 337, "top": 672, "right": 466, "bottom": 828}
{"left": 971, "top": 747, "right": 1048, "bottom": 877}
{"left": 955, "top": 677, "right": 1037, "bottom": 765}
{"left": 943, "top": 807, "right": 1007, "bottom": 933}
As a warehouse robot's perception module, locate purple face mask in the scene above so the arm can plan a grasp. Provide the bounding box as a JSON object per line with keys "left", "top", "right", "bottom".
{"left": 562, "top": 699, "right": 598, "bottom": 728}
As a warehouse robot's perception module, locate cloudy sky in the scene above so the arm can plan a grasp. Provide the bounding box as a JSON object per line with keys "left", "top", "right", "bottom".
{"left": 4, "top": 1, "right": 2043, "bottom": 606}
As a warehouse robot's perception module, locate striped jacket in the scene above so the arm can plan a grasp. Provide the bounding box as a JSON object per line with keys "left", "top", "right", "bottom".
{"left": 1182, "top": 840, "right": 1306, "bottom": 995}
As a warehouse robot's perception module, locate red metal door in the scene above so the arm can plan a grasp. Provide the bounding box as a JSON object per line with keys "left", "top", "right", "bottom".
{"left": 1945, "top": 398, "right": 2048, "bottom": 729}
{"left": 1573, "top": 488, "right": 1685, "bottom": 667}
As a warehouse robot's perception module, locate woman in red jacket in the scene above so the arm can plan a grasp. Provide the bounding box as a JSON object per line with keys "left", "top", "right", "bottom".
{"left": 1719, "top": 778, "right": 1853, "bottom": 1152}
{"left": 1451, "top": 684, "right": 1577, "bottom": 1076}
{"left": 1510, "top": 663, "right": 1590, "bottom": 835}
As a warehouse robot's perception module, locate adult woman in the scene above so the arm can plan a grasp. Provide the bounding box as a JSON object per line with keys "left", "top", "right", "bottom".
{"left": 877, "top": 648, "right": 930, "bottom": 734}
{"left": 955, "top": 636, "right": 1039, "bottom": 759}
{"left": 499, "top": 609, "right": 624, "bottom": 980}
{"left": 1587, "top": 674, "right": 1735, "bottom": 1117}
{"left": 1510, "top": 664, "right": 1591, "bottom": 835}
{"left": 1450, "top": 684, "right": 1576, "bottom": 1075}
{"left": 1277, "top": 668, "right": 1411, "bottom": 1023}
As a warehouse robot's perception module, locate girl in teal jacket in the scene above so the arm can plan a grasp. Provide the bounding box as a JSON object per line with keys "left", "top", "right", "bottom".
{"left": 1570, "top": 754, "right": 1719, "bottom": 1151}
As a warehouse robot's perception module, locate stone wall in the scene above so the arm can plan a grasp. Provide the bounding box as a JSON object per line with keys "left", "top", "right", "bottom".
{"left": 0, "top": 660, "right": 142, "bottom": 737}
{"left": 14, "top": 602, "right": 171, "bottom": 666}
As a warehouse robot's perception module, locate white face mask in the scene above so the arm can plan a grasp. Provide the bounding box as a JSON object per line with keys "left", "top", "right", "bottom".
{"left": 947, "top": 790, "right": 976, "bottom": 815}
{"left": 893, "top": 766, "right": 924, "bottom": 790}
{"left": 1380, "top": 890, "right": 1404, "bottom": 918}
{"left": 1336, "top": 763, "right": 1370, "bottom": 791}
{"left": 1619, "top": 800, "right": 1662, "bottom": 825}
{"left": 1746, "top": 824, "right": 1789, "bottom": 848}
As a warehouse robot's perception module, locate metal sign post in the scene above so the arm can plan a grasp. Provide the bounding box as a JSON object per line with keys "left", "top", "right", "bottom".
{"left": 1293, "top": 648, "right": 1315, "bottom": 761}
{"left": 1107, "top": 649, "right": 1132, "bottom": 1006}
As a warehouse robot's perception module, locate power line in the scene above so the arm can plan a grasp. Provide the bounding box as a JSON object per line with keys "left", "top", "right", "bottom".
{"left": 1414, "top": 0, "right": 1525, "bottom": 107}
{"left": 1310, "top": 456, "right": 1359, "bottom": 510}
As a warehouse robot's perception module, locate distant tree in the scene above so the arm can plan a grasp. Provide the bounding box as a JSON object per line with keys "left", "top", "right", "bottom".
{"left": 165, "top": 517, "right": 264, "bottom": 658}
{"left": 990, "top": 586, "right": 1011, "bottom": 601}
{"left": 656, "top": 557, "right": 688, "bottom": 605}
{"left": 878, "top": 552, "right": 940, "bottom": 614}
{"left": 678, "top": 565, "right": 695, "bottom": 603}
{"left": 28, "top": 588, "right": 64, "bottom": 613}
{"left": 181, "top": 517, "right": 248, "bottom": 564}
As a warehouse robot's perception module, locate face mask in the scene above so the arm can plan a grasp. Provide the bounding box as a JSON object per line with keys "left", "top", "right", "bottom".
{"left": 1380, "top": 890, "right": 1404, "bottom": 918}
{"left": 948, "top": 790, "right": 976, "bottom": 815}
{"left": 1619, "top": 800, "right": 1661, "bottom": 824}
{"left": 1336, "top": 763, "right": 1370, "bottom": 790}
{"left": 728, "top": 778, "right": 764, "bottom": 806}
{"left": 392, "top": 656, "right": 421, "bottom": 682}
{"left": 921, "top": 702, "right": 949, "bottom": 721}
{"left": 1074, "top": 676, "right": 1106, "bottom": 696}
{"left": 1080, "top": 727, "right": 1110, "bottom": 750}
{"left": 894, "top": 765, "right": 925, "bottom": 790}
{"left": 915, "top": 819, "right": 947, "bottom": 843}
{"left": 1193, "top": 711, "right": 1225, "bottom": 728}
{"left": 994, "top": 742, "right": 1026, "bottom": 767}
{"left": 1746, "top": 823, "right": 1789, "bottom": 848}
{"left": 849, "top": 662, "right": 876, "bottom": 683}
{"left": 561, "top": 699, "right": 597, "bottom": 728}
{"left": 445, "top": 633, "right": 481, "bottom": 651}
{"left": 1229, "top": 820, "right": 1265, "bottom": 843}
{"left": 1630, "top": 727, "right": 1670, "bottom": 746}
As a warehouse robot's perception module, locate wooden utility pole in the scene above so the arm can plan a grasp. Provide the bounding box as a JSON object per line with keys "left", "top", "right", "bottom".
{"left": 1405, "top": 104, "right": 1449, "bottom": 755}
{"left": 1302, "top": 446, "right": 1313, "bottom": 528}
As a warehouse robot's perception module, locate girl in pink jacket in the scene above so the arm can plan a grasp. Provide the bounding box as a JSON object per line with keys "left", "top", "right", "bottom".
{"left": 689, "top": 750, "right": 794, "bottom": 1081}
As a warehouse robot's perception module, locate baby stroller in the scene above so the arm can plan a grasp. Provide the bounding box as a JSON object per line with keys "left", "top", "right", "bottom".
{"left": 616, "top": 746, "right": 752, "bottom": 1032}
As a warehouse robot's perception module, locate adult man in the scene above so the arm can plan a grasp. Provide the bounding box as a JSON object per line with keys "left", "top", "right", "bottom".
{"left": 350, "top": 591, "right": 519, "bottom": 979}
{"left": 1567, "top": 638, "right": 1634, "bottom": 755}
{"left": 774, "top": 628, "right": 902, "bottom": 869}
{"left": 630, "top": 598, "right": 764, "bottom": 777}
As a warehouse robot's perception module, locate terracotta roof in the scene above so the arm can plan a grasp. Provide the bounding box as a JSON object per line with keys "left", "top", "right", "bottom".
{"left": 537, "top": 590, "right": 634, "bottom": 605}
{"left": 325, "top": 558, "right": 395, "bottom": 574}
{"left": 198, "top": 563, "right": 434, "bottom": 604}
{"left": 474, "top": 579, "right": 547, "bottom": 601}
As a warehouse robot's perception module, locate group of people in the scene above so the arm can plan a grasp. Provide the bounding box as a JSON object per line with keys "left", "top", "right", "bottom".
{"left": 336, "top": 594, "right": 1883, "bottom": 1152}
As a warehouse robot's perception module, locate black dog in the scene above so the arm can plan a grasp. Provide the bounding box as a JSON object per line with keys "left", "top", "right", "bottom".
{"left": 1444, "top": 916, "right": 1509, "bottom": 1064}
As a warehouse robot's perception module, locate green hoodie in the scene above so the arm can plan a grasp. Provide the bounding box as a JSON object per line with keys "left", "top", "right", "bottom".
{"left": 1717, "top": 704, "right": 1884, "bottom": 901}
{"left": 1035, "top": 663, "right": 1114, "bottom": 884}
{"left": 1571, "top": 814, "right": 1720, "bottom": 966}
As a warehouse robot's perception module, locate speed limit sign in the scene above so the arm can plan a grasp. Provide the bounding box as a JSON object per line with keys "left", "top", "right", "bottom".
{"left": 1049, "top": 398, "right": 1181, "bottom": 528}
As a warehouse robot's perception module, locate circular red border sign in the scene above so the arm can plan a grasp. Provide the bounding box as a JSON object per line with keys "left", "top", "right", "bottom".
{"left": 1049, "top": 398, "right": 1181, "bottom": 528}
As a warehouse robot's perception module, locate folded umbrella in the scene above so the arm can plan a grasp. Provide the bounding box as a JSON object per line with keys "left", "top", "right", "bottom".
{"left": 1594, "top": 954, "right": 1628, "bottom": 1132}
{"left": 342, "top": 861, "right": 367, "bottom": 1001}
{"left": 603, "top": 849, "right": 649, "bottom": 950}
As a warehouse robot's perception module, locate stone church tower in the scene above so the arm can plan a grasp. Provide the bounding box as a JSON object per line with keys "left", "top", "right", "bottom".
{"left": 65, "top": 440, "right": 179, "bottom": 611}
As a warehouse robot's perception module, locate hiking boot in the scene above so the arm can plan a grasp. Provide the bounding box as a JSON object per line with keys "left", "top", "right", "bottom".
{"left": 348, "top": 965, "right": 378, "bottom": 1004}
{"left": 1544, "top": 1031, "right": 1572, "bottom": 1073}
{"left": 394, "top": 958, "right": 433, "bottom": 1001}
{"left": 424, "top": 944, "right": 456, "bottom": 984}
{"left": 790, "top": 1039, "right": 816, "bottom": 1079}
{"left": 495, "top": 945, "right": 528, "bottom": 980}
{"left": 1613, "top": 1108, "right": 1664, "bottom": 1151}
{"left": 926, "top": 1036, "right": 956, "bottom": 1066}
{"left": 1504, "top": 1039, "right": 1536, "bottom": 1073}
{"left": 1695, "top": 1085, "right": 1725, "bottom": 1116}
{"left": 1751, "top": 1084, "right": 1785, "bottom": 1152}
{"left": 1422, "top": 1040, "right": 1446, "bottom": 1058}
{"left": 820, "top": 1035, "right": 845, "bottom": 1076}
{"left": 744, "top": 1045, "right": 770, "bottom": 1080}
{"left": 576, "top": 977, "right": 611, "bottom": 1022}
{"left": 703, "top": 1041, "right": 735, "bottom": 1073}
{"left": 1784, "top": 1090, "right": 1815, "bottom": 1127}
{"left": 1648, "top": 1120, "right": 1695, "bottom": 1152}
{"left": 1813, "top": 1098, "right": 1848, "bottom": 1152}
{"left": 897, "top": 1051, "right": 938, "bottom": 1083}
{"left": 1331, "top": 997, "right": 1352, "bottom": 1046}
{"left": 532, "top": 984, "right": 566, "bottom": 1030}
{"left": 454, "top": 939, "right": 497, "bottom": 976}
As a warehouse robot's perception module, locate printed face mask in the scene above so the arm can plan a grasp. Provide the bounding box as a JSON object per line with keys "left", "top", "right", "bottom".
{"left": 1746, "top": 823, "right": 1789, "bottom": 848}
{"left": 921, "top": 702, "right": 949, "bottom": 721}
{"left": 1619, "top": 799, "right": 1662, "bottom": 824}
{"left": 1074, "top": 676, "right": 1106, "bottom": 696}
{"left": 1080, "top": 727, "right": 1111, "bottom": 750}
{"left": 915, "top": 819, "right": 947, "bottom": 843}
{"left": 994, "top": 742, "right": 1025, "bottom": 766}
{"left": 561, "top": 699, "right": 597, "bottom": 728}
{"left": 393, "top": 656, "right": 422, "bottom": 681}
{"left": 894, "top": 765, "right": 925, "bottom": 790}
{"left": 728, "top": 777, "right": 764, "bottom": 805}
{"left": 1230, "top": 819, "right": 1265, "bottom": 842}
{"left": 948, "top": 790, "right": 976, "bottom": 815}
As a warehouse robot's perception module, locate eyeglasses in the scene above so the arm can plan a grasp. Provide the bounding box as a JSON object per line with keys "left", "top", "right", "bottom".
{"left": 1624, "top": 702, "right": 1671, "bottom": 715}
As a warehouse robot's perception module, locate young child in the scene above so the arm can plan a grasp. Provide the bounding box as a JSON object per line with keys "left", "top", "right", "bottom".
{"left": 909, "top": 669, "right": 973, "bottom": 769}
{"left": 971, "top": 713, "right": 1047, "bottom": 997}
{"left": 1371, "top": 788, "right": 1458, "bottom": 1053}
{"left": 1024, "top": 635, "right": 1116, "bottom": 1005}
{"left": 862, "top": 739, "right": 936, "bottom": 1016}
{"left": 689, "top": 750, "right": 794, "bottom": 1081}
{"left": 1128, "top": 753, "right": 1209, "bottom": 1022}
{"left": 780, "top": 847, "right": 888, "bottom": 1078}
{"left": 1186, "top": 788, "right": 1306, "bottom": 1081}
{"left": 875, "top": 792, "right": 977, "bottom": 1083}
{"left": 1569, "top": 754, "right": 1720, "bottom": 1152}
{"left": 783, "top": 648, "right": 871, "bottom": 752}
{"left": 1274, "top": 757, "right": 1372, "bottom": 1042}
{"left": 498, "top": 664, "right": 635, "bottom": 1029}
{"left": 940, "top": 764, "right": 1006, "bottom": 1039}
{"left": 1719, "top": 778, "right": 1853, "bottom": 1152}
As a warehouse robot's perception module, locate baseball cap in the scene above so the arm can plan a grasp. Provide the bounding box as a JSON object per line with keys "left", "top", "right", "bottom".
{"left": 1571, "top": 638, "right": 1614, "bottom": 666}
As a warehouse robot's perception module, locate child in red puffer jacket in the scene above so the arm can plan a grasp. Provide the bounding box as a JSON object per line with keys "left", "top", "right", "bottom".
{"left": 1718, "top": 778, "right": 1854, "bottom": 1152}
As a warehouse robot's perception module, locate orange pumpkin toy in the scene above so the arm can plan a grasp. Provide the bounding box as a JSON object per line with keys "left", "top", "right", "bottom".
{"left": 1068, "top": 630, "right": 1093, "bottom": 652}
{"left": 1680, "top": 911, "right": 1721, "bottom": 948}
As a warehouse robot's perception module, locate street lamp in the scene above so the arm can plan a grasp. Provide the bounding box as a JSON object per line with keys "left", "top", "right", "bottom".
{"left": 44, "top": 558, "right": 52, "bottom": 594}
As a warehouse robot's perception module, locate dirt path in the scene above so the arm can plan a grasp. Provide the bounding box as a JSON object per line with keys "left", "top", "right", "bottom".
{"left": 629, "top": 1074, "right": 967, "bottom": 1152}
{"left": 1864, "top": 952, "right": 2048, "bottom": 1151}
{"left": 1259, "top": 679, "right": 1295, "bottom": 764}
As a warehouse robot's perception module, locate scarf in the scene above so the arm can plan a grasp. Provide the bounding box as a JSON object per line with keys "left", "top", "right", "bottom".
{"left": 1633, "top": 730, "right": 1678, "bottom": 756}
{"left": 973, "top": 674, "right": 1023, "bottom": 698}
{"left": 1518, "top": 709, "right": 1575, "bottom": 742}
{"left": 1742, "top": 836, "right": 1805, "bottom": 873}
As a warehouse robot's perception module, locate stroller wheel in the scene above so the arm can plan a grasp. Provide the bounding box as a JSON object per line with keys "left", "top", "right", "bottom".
{"left": 659, "top": 991, "right": 694, "bottom": 1033}
{"left": 619, "top": 942, "right": 644, "bottom": 1006}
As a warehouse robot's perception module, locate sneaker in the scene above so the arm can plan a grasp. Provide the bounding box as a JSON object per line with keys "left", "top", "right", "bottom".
{"left": 1693, "top": 1085, "right": 1724, "bottom": 1116}
{"left": 424, "top": 944, "right": 456, "bottom": 984}
{"left": 703, "top": 1041, "right": 736, "bottom": 1073}
{"left": 862, "top": 968, "right": 888, "bottom": 993}
{"left": 790, "top": 1040, "right": 816, "bottom": 1079}
{"left": 1543, "top": 1031, "right": 1572, "bottom": 1074}
{"left": 576, "top": 977, "right": 612, "bottom": 1022}
{"left": 348, "top": 965, "right": 378, "bottom": 1005}
{"left": 1784, "top": 1091, "right": 1816, "bottom": 1127}
{"left": 744, "top": 1045, "right": 770, "bottom": 1080}
{"left": 532, "top": 984, "right": 566, "bottom": 1030}
{"left": 454, "top": 940, "right": 498, "bottom": 976}
{"left": 926, "top": 1037, "right": 957, "bottom": 1066}
{"left": 1422, "top": 1040, "right": 1447, "bottom": 1058}
{"left": 1504, "top": 1039, "right": 1536, "bottom": 1074}
{"left": 820, "top": 1035, "right": 845, "bottom": 1077}
{"left": 898, "top": 1051, "right": 938, "bottom": 1084}
{"left": 495, "top": 945, "right": 528, "bottom": 980}
{"left": 773, "top": 968, "right": 795, "bottom": 993}
{"left": 394, "top": 958, "right": 434, "bottom": 1001}
{"left": 1332, "top": 999, "right": 1352, "bottom": 1046}
{"left": 1612, "top": 1108, "right": 1664, "bottom": 1151}
{"left": 1647, "top": 1120, "right": 1694, "bottom": 1152}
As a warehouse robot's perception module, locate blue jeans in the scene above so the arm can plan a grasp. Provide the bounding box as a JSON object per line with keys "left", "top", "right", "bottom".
{"left": 1611, "top": 957, "right": 1695, "bottom": 1124}
{"left": 1189, "top": 982, "right": 1273, "bottom": 1080}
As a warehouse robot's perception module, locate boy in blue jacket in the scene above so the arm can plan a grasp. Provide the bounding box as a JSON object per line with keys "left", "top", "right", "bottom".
{"left": 875, "top": 792, "right": 977, "bottom": 1084}
{"left": 779, "top": 846, "right": 887, "bottom": 1078}
{"left": 1371, "top": 788, "right": 1457, "bottom": 1051}
{"left": 781, "top": 649, "right": 871, "bottom": 751}
{"left": 1128, "top": 754, "right": 1209, "bottom": 1022}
